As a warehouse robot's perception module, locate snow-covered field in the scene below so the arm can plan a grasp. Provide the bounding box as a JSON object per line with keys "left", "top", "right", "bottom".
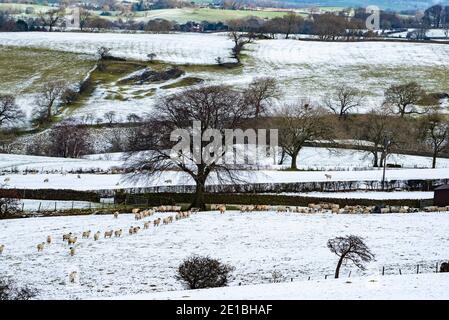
{"left": 1, "top": 32, "right": 448, "bottom": 120}
{"left": 117, "top": 273, "right": 449, "bottom": 300}
{"left": 280, "top": 191, "right": 434, "bottom": 200}
{"left": 2, "top": 168, "right": 449, "bottom": 191}
{"left": 2, "top": 145, "right": 449, "bottom": 174}
{"left": 1, "top": 211, "right": 448, "bottom": 299}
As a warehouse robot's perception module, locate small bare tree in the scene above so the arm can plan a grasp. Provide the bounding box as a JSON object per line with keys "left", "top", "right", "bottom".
{"left": 228, "top": 31, "right": 254, "bottom": 63}
{"left": 0, "top": 95, "right": 24, "bottom": 129}
{"left": 104, "top": 111, "right": 117, "bottom": 125}
{"left": 244, "top": 77, "right": 279, "bottom": 119}
{"left": 39, "top": 9, "right": 64, "bottom": 32}
{"left": 327, "top": 235, "right": 375, "bottom": 279}
{"left": 384, "top": 82, "right": 426, "bottom": 117}
{"left": 48, "top": 120, "right": 91, "bottom": 158}
{"left": 33, "top": 80, "right": 66, "bottom": 125}
{"left": 0, "top": 187, "right": 20, "bottom": 219}
{"left": 277, "top": 102, "right": 329, "bottom": 170}
{"left": 419, "top": 112, "right": 449, "bottom": 168}
{"left": 324, "top": 86, "right": 363, "bottom": 119}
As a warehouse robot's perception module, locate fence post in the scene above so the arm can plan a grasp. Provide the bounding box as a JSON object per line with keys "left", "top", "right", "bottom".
{"left": 38, "top": 202, "right": 41, "bottom": 213}
{"left": 55, "top": 202, "right": 57, "bottom": 212}
{"left": 399, "top": 269, "right": 402, "bottom": 275}
{"left": 436, "top": 262, "right": 439, "bottom": 273}
{"left": 417, "top": 265, "right": 420, "bottom": 274}
{"left": 382, "top": 266, "right": 385, "bottom": 276}
{"left": 348, "top": 271, "right": 351, "bottom": 278}
{"left": 22, "top": 203, "right": 24, "bottom": 213}
{"left": 325, "top": 275, "right": 328, "bottom": 279}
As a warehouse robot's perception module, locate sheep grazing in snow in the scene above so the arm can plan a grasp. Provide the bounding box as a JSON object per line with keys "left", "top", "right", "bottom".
{"left": 77, "top": 175, "right": 81, "bottom": 179}
{"left": 3, "top": 177, "right": 10, "bottom": 182}
{"left": 154, "top": 218, "right": 161, "bottom": 227}
{"left": 135, "top": 213, "right": 142, "bottom": 221}
{"left": 37, "top": 242, "right": 45, "bottom": 252}
{"left": 63, "top": 233, "right": 72, "bottom": 242}
{"left": 113, "top": 211, "right": 119, "bottom": 219}
{"left": 133, "top": 226, "right": 140, "bottom": 234}
{"left": 129, "top": 227, "right": 134, "bottom": 235}
{"left": 43, "top": 178, "right": 49, "bottom": 183}
{"left": 104, "top": 230, "right": 113, "bottom": 238}
{"left": 325, "top": 174, "right": 332, "bottom": 180}
{"left": 132, "top": 208, "right": 140, "bottom": 214}
{"left": 46, "top": 235, "right": 52, "bottom": 244}
{"left": 218, "top": 205, "right": 226, "bottom": 214}
{"left": 0, "top": 244, "right": 4, "bottom": 254}
{"left": 144, "top": 221, "right": 151, "bottom": 229}
{"left": 68, "top": 236, "right": 77, "bottom": 245}
{"left": 69, "top": 271, "right": 77, "bottom": 283}
{"left": 69, "top": 247, "right": 76, "bottom": 256}
{"left": 82, "top": 231, "right": 91, "bottom": 239}
{"left": 114, "top": 229, "right": 122, "bottom": 237}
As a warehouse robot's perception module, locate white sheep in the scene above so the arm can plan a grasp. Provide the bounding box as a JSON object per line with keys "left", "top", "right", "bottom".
{"left": 0, "top": 244, "right": 4, "bottom": 254}
{"left": 37, "top": 242, "right": 45, "bottom": 252}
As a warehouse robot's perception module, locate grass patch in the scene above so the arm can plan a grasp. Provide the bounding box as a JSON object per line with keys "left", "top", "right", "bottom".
{"left": 161, "top": 77, "right": 204, "bottom": 89}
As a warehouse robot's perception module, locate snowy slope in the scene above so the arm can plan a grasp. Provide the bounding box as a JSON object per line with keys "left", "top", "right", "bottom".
{"left": 115, "top": 273, "right": 449, "bottom": 300}
{"left": 1, "top": 211, "right": 448, "bottom": 299}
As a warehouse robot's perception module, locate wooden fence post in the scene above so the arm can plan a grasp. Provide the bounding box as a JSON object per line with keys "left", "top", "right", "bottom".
{"left": 382, "top": 266, "right": 385, "bottom": 276}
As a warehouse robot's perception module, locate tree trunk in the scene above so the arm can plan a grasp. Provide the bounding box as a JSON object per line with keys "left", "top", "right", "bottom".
{"left": 335, "top": 255, "right": 345, "bottom": 279}
{"left": 290, "top": 152, "right": 298, "bottom": 170}
{"left": 191, "top": 180, "right": 206, "bottom": 211}
{"left": 373, "top": 151, "right": 378, "bottom": 167}
{"left": 432, "top": 151, "right": 437, "bottom": 169}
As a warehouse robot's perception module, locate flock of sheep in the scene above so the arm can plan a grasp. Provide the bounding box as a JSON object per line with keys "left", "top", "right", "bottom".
{"left": 0, "top": 206, "right": 199, "bottom": 262}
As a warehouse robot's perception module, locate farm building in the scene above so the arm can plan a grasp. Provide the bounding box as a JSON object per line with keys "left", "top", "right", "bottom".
{"left": 434, "top": 185, "right": 449, "bottom": 207}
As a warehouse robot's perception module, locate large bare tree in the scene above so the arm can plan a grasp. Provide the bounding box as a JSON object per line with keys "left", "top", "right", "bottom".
{"left": 384, "top": 82, "right": 426, "bottom": 117}
{"left": 277, "top": 102, "right": 329, "bottom": 170}
{"left": 327, "top": 235, "right": 375, "bottom": 279}
{"left": 419, "top": 112, "right": 449, "bottom": 168}
{"left": 125, "top": 86, "right": 255, "bottom": 210}
{"left": 39, "top": 9, "right": 64, "bottom": 32}
{"left": 48, "top": 120, "right": 91, "bottom": 158}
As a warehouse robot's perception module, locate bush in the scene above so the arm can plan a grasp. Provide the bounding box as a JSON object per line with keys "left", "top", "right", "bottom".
{"left": 440, "top": 262, "right": 449, "bottom": 273}
{"left": 176, "top": 256, "right": 234, "bottom": 290}
{"left": 0, "top": 278, "right": 36, "bottom": 300}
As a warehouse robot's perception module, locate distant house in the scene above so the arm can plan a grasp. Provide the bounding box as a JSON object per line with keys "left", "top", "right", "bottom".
{"left": 434, "top": 185, "right": 449, "bottom": 207}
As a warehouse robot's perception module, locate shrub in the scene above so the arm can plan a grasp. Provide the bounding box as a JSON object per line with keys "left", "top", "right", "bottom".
{"left": 0, "top": 278, "right": 36, "bottom": 300}
{"left": 176, "top": 255, "right": 234, "bottom": 290}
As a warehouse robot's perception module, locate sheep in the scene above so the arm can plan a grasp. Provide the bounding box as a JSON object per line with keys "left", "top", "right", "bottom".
{"left": 218, "top": 205, "right": 226, "bottom": 214}
{"left": 0, "top": 244, "right": 4, "bottom": 254}
{"left": 276, "top": 206, "right": 287, "bottom": 213}
{"left": 46, "top": 235, "right": 52, "bottom": 245}
{"left": 68, "top": 236, "right": 78, "bottom": 245}
{"left": 113, "top": 211, "right": 119, "bottom": 219}
{"left": 69, "top": 247, "right": 76, "bottom": 256}
{"left": 154, "top": 218, "right": 161, "bottom": 227}
{"left": 132, "top": 208, "right": 140, "bottom": 214}
{"left": 77, "top": 174, "right": 81, "bottom": 179}
{"left": 3, "top": 177, "right": 10, "bottom": 182}
{"left": 104, "top": 230, "right": 113, "bottom": 238}
{"left": 324, "top": 174, "right": 332, "bottom": 180}
{"left": 129, "top": 227, "right": 134, "bottom": 235}
{"left": 133, "top": 226, "right": 140, "bottom": 234}
{"left": 63, "top": 233, "right": 72, "bottom": 242}
{"left": 134, "top": 213, "right": 142, "bottom": 221}
{"left": 114, "top": 229, "right": 122, "bottom": 237}
{"left": 44, "top": 178, "right": 49, "bottom": 183}
{"left": 37, "top": 242, "right": 45, "bottom": 252}
{"left": 144, "top": 221, "right": 151, "bottom": 229}
{"left": 94, "top": 231, "right": 101, "bottom": 241}
{"left": 69, "top": 271, "right": 77, "bottom": 284}
{"left": 82, "top": 230, "right": 91, "bottom": 239}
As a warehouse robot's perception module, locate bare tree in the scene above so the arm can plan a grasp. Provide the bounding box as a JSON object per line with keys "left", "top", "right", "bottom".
{"left": 384, "top": 82, "right": 426, "bottom": 117}
{"left": 0, "top": 187, "right": 20, "bottom": 219}
{"left": 39, "top": 9, "right": 64, "bottom": 32}
{"left": 278, "top": 12, "right": 304, "bottom": 39}
{"left": 277, "top": 102, "right": 329, "bottom": 170}
{"left": 0, "top": 95, "right": 24, "bottom": 129}
{"left": 244, "top": 77, "right": 278, "bottom": 118}
{"left": 327, "top": 235, "right": 375, "bottom": 279}
{"left": 419, "top": 112, "right": 449, "bottom": 168}
{"left": 33, "top": 80, "right": 67, "bottom": 125}
{"left": 324, "top": 86, "right": 363, "bottom": 119}
{"left": 124, "top": 85, "right": 254, "bottom": 210}
{"left": 79, "top": 7, "right": 92, "bottom": 31}
{"left": 228, "top": 31, "right": 254, "bottom": 63}
{"left": 48, "top": 120, "right": 91, "bottom": 158}
{"left": 104, "top": 111, "right": 117, "bottom": 125}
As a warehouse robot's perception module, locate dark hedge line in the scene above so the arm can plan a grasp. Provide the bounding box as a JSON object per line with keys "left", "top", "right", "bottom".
{"left": 0, "top": 189, "right": 100, "bottom": 202}
{"left": 119, "top": 192, "right": 426, "bottom": 208}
